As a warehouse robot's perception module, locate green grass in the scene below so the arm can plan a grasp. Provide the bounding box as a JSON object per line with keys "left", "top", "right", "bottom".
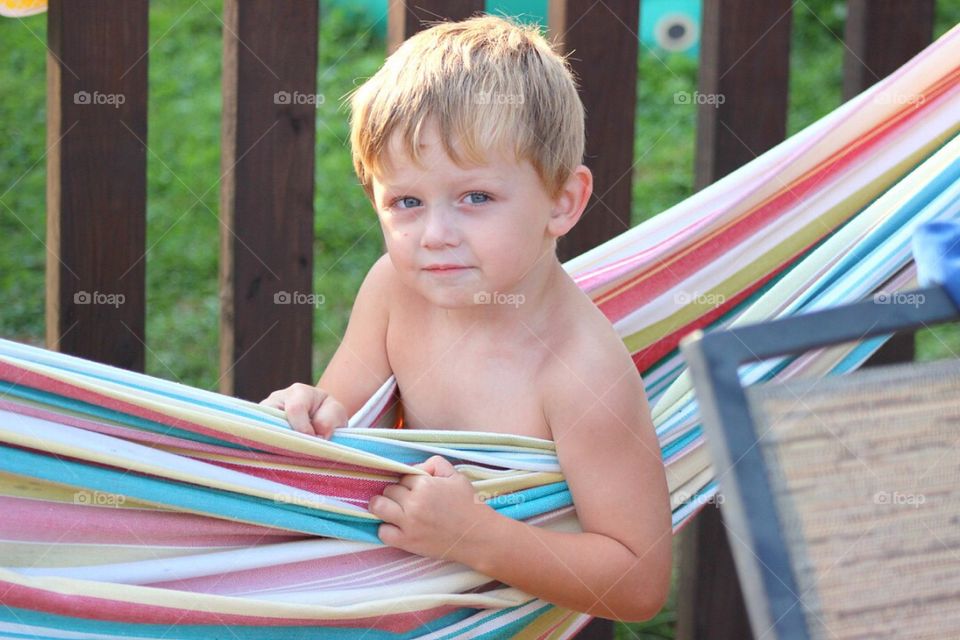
{"left": 1, "top": 2, "right": 958, "bottom": 638}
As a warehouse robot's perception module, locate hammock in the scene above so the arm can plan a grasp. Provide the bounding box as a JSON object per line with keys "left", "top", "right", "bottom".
{"left": 0, "top": 18, "right": 958, "bottom": 640}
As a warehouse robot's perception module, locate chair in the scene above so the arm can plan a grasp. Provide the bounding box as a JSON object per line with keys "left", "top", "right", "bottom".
{"left": 680, "top": 284, "right": 960, "bottom": 640}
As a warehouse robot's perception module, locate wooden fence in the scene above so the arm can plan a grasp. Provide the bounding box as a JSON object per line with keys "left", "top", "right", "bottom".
{"left": 41, "top": 1, "right": 936, "bottom": 637}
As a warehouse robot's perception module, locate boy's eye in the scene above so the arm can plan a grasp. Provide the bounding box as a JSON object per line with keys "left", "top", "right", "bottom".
{"left": 392, "top": 196, "right": 422, "bottom": 209}
{"left": 464, "top": 192, "right": 491, "bottom": 204}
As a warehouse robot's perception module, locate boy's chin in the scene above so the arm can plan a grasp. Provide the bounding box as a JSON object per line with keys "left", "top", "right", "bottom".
{"left": 423, "top": 293, "right": 478, "bottom": 310}
{"left": 417, "top": 287, "right": 497, "bottom": 311}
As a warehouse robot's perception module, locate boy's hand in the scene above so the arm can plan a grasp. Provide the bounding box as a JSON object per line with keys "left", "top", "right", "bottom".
{"left": 369, "top": 455, "right": 495, "bottom": 560}
{"left": 259, "top": 383, "right": 348, "bottom": 439}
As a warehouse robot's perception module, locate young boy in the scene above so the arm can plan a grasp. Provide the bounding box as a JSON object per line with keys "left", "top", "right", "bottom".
{"left": 260, "top": 15, "right": 672, "bottom": 622}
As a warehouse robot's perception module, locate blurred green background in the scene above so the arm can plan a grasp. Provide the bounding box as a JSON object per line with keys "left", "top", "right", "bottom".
{"left": 1, "top": 2, "right": 958, "bottom": 637}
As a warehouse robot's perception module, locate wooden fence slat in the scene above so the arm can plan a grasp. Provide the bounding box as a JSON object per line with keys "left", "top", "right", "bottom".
{"left": 693, "top": 0, "right": 792, "bottom": 189}
{"left": 219, "top": 0, "right": 318, "bottom": 401}
{"left": 550, "top": 0, "right": 640, "bottom": 263}
{"left": 549, "top": 3, "right": 640, "bottom": 633}
{"left": 843, "top": 0, "right": 935, "bottom": 101}
{"left": 387, "top": 0, "right": 484, "bottom": 54}
{"left": 45, "top": 0, "right": 148, "bottom": 371}
{"left": 679, "top": 2, "right": 793, "bottom": 639}
{"left": 548, "top": 2, "right": 640, "bottom": 634}
{"left": 845, "top": 0, "right": 934, "bottom": 368}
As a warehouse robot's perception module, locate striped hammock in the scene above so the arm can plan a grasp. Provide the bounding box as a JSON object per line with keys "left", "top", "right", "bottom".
{"left": 1, "top": 21, "right": 959, "bottom": 640}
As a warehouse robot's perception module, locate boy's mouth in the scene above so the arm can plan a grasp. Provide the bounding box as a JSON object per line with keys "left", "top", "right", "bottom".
{"left": 423, "top": 265, "right": 471, "bottom": 272}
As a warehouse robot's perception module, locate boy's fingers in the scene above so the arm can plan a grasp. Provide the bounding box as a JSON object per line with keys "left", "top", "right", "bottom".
{"left": 381, "top": 483, "right": 410, "bottom": 502}
{"left": 259, "top": 391, "right": 284, "bottom": 409}
{"left": 420, "top": 455, "right": 456, "bottom": 477}
{"left": 310, "top": 400, "right": 348, "bottom": 439}
{"left": 284, "top": 401, "right": 316, "bottom": 435}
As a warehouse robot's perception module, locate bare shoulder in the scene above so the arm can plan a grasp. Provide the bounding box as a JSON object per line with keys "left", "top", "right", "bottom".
{"left": 539, "top": 290, "right": 646, "bottom": 437}
{"left": 366, "top": 252, "right": 398, "bottom": 294}
{"left": 316, "top": 253, "right": 396, "bottom": 416}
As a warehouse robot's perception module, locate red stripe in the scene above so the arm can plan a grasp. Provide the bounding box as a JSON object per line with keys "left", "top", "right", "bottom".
{"left": 632, "top": 263, "right": 787, "bottom": 372}
{"left": 204, "top": 460, "right": 391, "bottom": 504}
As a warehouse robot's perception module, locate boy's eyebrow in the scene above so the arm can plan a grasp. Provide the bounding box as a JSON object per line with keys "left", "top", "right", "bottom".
{"left": 380, "top": 171, "right": 508, "bottom": 189}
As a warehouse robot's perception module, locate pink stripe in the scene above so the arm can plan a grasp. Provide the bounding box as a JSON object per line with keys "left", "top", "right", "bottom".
{"left": 149, "top": 547, "right": 434, "bottom": 594}
{"left": 0, "top": 495, "right": 301, "bottom": 546}
{"left": 204, "top": 460, "right": 391, "bottom": 503}
{"left": 0, "top": 579, "right": 461, "bottom": 630}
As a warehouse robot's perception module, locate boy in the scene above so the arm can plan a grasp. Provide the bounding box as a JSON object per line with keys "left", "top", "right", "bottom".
{"left": 261, "top": 15, "right": 672, "bottom": 622}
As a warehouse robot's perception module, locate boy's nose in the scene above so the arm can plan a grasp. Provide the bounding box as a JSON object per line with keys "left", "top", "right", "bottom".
{"left": 420, "top": 207, "right": 461, "bottom": 248}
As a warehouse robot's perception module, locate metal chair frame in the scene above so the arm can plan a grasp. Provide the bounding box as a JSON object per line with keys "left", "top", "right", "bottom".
{"left": 679, "top": 284, "right": 959, "bottom": 640}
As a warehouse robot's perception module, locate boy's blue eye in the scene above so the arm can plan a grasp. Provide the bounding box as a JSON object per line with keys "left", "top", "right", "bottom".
{"left": 393, "top": 196, "right": 421, "bottom": 209}
{"left": 465, "top": 192, "right": 491, "bottom": 204}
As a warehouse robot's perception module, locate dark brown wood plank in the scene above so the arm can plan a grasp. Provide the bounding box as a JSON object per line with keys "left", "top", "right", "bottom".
{"left": 676, "top": 508, "right": 753, "bottom": 640}
{"left": 843, "top": 0, "right": 935, "bottom": 102}
{"left": 549, "top": 5, "right": 640, "bottom": 640}
{"left": 45, "top": 0, "right": 148, "bottom": 371}
{"left": 219, "top": 0, "right": 318, "bottom": 401}
{"left": 550, "top": 0, "right": 639, "bottom": 263}
{"left": 679, "top": 2, "right": 793, "bottom": 639}
{"left": 844, "top": 0, "right": 934, "bottom": 367}
{"left": 574, "top": 617, "right": 613, "bottom": 639}
{"left": 387, "top": 0, "right": 484, "bottom": 54}
{"left": 694, "top": 0, "right": 792, "bottom": 189}
{"left": 550, "top": 2, "right": 638, "bottom": 635}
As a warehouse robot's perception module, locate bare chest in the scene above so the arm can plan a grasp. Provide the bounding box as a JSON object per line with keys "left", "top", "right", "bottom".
{"left": 386, "top": 311, "right": 553, "bottom": 440}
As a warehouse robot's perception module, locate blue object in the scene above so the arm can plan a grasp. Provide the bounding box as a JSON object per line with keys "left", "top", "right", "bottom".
{"left": 913, "top": 220, "right": 960, "bottom": 308}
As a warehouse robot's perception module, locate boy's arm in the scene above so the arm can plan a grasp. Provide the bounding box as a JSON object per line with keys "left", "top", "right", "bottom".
{"left": 316, "top": 253, "right": 395, "bottom": 417}
{"left": 455, "top": 344, "right": 673, "bottom": 621}
{"left": 363, "top": 323, "right": 672, "bottom": 620}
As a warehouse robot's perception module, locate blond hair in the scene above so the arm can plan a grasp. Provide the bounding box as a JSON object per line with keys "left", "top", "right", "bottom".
{"left": 346, "top": 14, "right": 585, "bottom": 200}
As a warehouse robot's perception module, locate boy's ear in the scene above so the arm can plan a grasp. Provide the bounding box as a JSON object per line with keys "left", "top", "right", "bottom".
{"left": 547, "top": 165, "right": 593, "bottom": 238}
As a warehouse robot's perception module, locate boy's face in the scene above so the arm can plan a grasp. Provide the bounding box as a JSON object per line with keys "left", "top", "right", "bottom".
{"left": 370, "top": 120, "right": 563, "bottom": 309}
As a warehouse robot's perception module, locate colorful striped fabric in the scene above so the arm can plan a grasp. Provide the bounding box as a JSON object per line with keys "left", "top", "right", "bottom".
{"left": 0, "top": 22, "right": 958, "bottom": 640}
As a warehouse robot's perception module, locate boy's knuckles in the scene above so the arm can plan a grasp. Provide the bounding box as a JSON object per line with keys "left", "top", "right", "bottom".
{"left": 381, "top": 485, "right": 405, "bottom": 501}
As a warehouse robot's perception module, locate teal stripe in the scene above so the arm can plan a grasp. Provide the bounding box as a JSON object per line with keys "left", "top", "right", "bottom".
{"left": 0, "top": 605, "right": 483, "bottom": 639}
{"left": 0, "top": 444, "right": 383, "bottom": 542}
